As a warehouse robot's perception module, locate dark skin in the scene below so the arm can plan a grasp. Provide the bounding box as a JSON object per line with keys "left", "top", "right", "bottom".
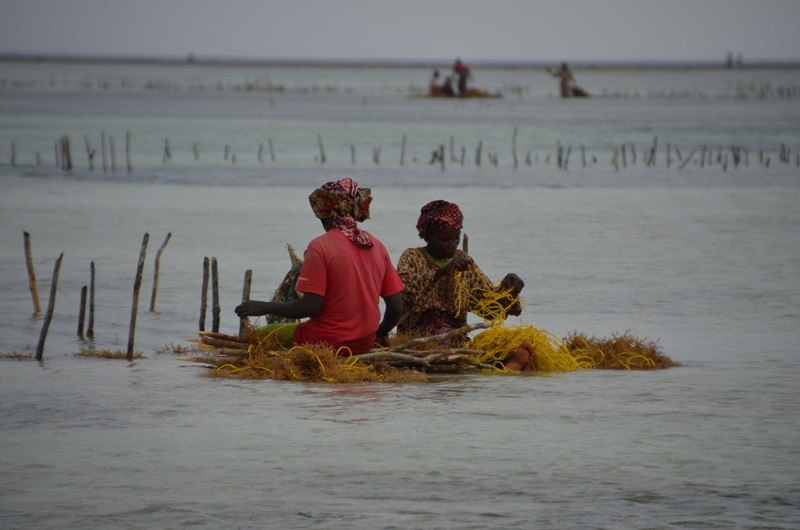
{"left": 424, "top": 227, "right": 525, "bottom": 316}
{"left": 234, "top": 217, "right": 403, "bottom": 347}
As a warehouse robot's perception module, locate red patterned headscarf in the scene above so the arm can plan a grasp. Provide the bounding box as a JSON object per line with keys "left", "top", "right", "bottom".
{"left": 416, "top": 200, "right": 463, "bottom": 239}
{"left": 309, "top": 178, "right": 373, "bottom": 248}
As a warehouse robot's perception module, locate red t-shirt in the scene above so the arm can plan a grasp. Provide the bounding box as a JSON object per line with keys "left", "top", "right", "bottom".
{"left": 293, "top": 229, "right": 403, "bottom": 354}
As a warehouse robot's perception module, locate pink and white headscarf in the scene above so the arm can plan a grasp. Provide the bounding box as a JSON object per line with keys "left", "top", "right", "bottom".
{"left": 308, "top": 178, "right": 373, "bottom": 248}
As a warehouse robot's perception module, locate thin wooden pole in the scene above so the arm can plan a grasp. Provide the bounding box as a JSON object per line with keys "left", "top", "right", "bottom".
{"left": 163, "top": 138, "right": 172, "bottom": 163}
{"left": 109, "top": 134, "right": 117, "bottom": 171}
{"left": 511, "top": 127, "right": 518, "bottom": 168}
{"left": 211, "top": 257, "right": 220, "bottom": 333}
{"left": 238, "top": 269, "right": 252, "bottom": 337}
{"left": 317, "top": 134, "right": 326, "bottom": 164}
{"left": 556, "top": 141, "right": 563, "bottom": 169}
{"left": 10, "top": 141, "right": 16, "bottom": 166}
{"left": 23, "top": 231, "right": 41, "bottom": 315}
{"left": 127, "top": 233, "right": 149, "bottom": 362}
{"left": 199, "top": 257, "right": 209, "bottom": 331}
{"left": 400, "top": 134, "right": 406, "bottom": 166}
{"left": 268, "top": 139, "right": 275, "bottom": 161}
{"left": 83, "top": 134, "right": 95, "bottom": 170}
{"left": 61, "top": 136, "right": 73, "bottom": 170}
{"left": 678, "top": 147, "right": 698, "bottom": 171}
{"left": 648, "top": 136, "right": 658, "bottom": 167}
{"left": 35, "top": 252, "right": 63, "bottom": 361}
{"left": 149, "top": 232, "right": 172, "bottom": 312}
{"left": 87, "top": 261, "right": 95, "bottom": 338}
{"left": 77, "top": 285, "right": 87, "bottom": 337}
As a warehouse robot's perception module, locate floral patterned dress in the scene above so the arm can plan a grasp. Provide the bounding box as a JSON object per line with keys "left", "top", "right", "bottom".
{"left": 396, "top": 247, "right": 496, "bottom": 345}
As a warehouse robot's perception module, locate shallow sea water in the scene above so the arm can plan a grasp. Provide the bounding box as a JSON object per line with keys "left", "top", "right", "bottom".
{"left": 1, "top": 61, "right": 799, "bottom": 529}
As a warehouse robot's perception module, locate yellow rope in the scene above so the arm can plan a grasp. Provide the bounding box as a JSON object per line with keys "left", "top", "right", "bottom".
{"left": 453, "top": 270, "right": 525, "bottom": 323}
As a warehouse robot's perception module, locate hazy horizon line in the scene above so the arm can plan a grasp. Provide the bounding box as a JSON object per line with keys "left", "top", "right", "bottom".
{"left": 2, "top": 52, "right": 799, "bottom": 70}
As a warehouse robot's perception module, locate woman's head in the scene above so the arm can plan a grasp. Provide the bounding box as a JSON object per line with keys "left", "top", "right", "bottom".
{"left": 308, "top": 178, "right": 374, "bottom": 248}
{"left": 308, "top": 177, "right": 372, "bottom": 222}
{"left": 417, "top": 200, "right": 463, "bottom": 239}
{"left": 417, "top": 200, "right": 463, "bottom": 258}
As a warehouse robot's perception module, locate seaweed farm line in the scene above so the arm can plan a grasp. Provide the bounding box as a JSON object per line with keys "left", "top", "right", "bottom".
{"left": 4, "top": 131, "right": 799, "bottom": 173}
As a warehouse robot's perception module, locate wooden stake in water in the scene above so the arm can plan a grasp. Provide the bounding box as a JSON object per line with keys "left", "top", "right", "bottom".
{"left": 87, "top": 261, "right": 95, "bottom": 338}
{"left": 199, "top": 257, "right": 209, "bottom": 331}
{"left": 109, "top": 134, "right": 117, "bottom": 171}
{"left": 23, "top": 231, "right": 41, "bottom": 315}
{"left": 35, "top": 252, "right": 64, "bottom": 362}
{"left": 317, "top": 134, "right": 326, "bottom": 164}
{"left": 149, "top": 232, "right": 172, "bottom": 312}
{"left": 400, "top": 134, "right": 406, "bottom": 166}
{"left": 239, "top": 269, "right": 252, "bottom": 337}
{"left": 83, "top": 134, "right": 95, "bottom": 170}
{"left": 60, "top": 136, "right": 73, "bottom": 170}
{"left": 163, "top": 138, "right": 172, "bottom": 163}
{"left": 127, "top": 233, "right": 149, "bottom": 362}
{"left": 77, "top": 285, "right": 87, "bottom": 337}
{"left": 211, "top": 257, "right": 220, "bottom": 333}
{"left": 511, "top": 127, "right": 519, "bottom": 168}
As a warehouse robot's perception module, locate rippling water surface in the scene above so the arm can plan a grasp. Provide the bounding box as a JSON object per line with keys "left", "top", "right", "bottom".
{"left": 1, "top": 61, "right": 799, "bottom": 529}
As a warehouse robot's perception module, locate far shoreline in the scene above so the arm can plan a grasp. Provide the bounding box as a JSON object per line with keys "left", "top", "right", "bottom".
{"left": 1, "top": 53, "right": 799, "bottom": 71}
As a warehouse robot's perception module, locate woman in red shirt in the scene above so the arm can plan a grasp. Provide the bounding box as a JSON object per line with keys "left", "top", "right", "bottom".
{"left": 235, "top": 179, "right": 403, "bottom": 353}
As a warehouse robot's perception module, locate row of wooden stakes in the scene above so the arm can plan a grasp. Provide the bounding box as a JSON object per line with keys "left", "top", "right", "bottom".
{"left": 6, "top": 132, "right": 799, "bottom": 172}
{"left": 23, "top": 231, "right": 170, "bottom": 362}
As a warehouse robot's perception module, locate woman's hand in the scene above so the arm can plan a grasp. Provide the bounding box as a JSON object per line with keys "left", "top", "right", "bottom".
{"left": 435, "top": 255, "right": 473, "bottom": 280}
{"left": 235, "top": 300, "right": 270, "bottom": 318}
{"left": 501, "top": 273, "right": 525, "bottom": 295}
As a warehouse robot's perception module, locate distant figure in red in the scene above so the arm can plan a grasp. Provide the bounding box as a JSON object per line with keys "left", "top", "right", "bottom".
{"left": 429, "top": 70, "right": 442, "bottom": 96}
{"left": 548, "top": 62, "right": 589, "bottom": 98}
{"left": 453, "top": 58, "right": 471, "bottom": 97}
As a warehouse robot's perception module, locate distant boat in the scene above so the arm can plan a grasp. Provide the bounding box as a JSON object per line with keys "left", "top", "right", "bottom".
{"left": 411, "top": 87, "right": 502, "bottom": 99}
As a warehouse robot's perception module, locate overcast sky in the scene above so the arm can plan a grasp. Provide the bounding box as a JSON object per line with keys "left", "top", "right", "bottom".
{"left": 1, "top": 0, "right": 798, "bottom": 63}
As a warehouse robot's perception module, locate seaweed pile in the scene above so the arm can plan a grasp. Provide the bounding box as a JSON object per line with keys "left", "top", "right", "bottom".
{"left": 185, "top": 321, "right": 679, "bottom": 383}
